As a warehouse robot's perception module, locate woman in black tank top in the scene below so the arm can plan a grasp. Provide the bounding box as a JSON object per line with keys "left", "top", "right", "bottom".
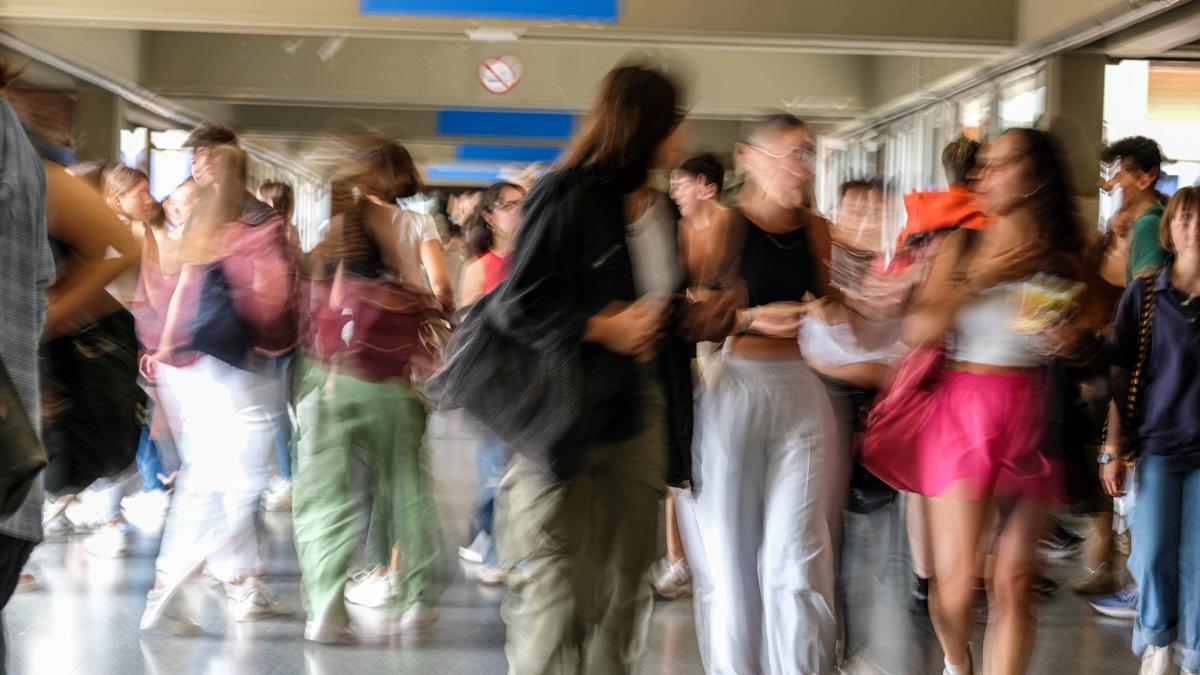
{"left": 687, "top": 115, "right": 846, "bottom": 675}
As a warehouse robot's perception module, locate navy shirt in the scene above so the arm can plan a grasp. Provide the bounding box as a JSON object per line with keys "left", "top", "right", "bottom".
{"left": 1108, "top": 262, "right": 1200, "bottom": 470}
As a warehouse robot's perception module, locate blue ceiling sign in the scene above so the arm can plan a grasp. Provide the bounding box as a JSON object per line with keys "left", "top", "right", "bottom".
{"left": 436, "top": 109, "right": 575, "bottom": 140}
{"left": 455, "top": 144, "right": 562, "bottom": 163}
{"left": 361, "top": 0, "right": 619, "bottom": 22}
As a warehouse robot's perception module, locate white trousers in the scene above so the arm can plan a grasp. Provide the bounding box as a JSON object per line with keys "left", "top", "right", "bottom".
{"left": 688, "top": 355, "right": 844, "bottom": 675}
{"left": 153, "top": 356, "right": 279, "bottom": 583}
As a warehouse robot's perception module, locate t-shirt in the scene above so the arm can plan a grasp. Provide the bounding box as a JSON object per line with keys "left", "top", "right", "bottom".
{"left": 626, "top": 194, "right": 682, "bottom": 295}
{"left": 387, "top": 209, "right": 441, "bottom": 288}
{"left": 1127, "top": 203, "right": 1166, "bottom": 283}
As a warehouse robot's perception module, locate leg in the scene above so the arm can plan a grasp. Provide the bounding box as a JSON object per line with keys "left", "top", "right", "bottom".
{"left": 0, "top": 534, "right": 36, "bottom": 673}
{"left": 474, "top": 434, "right": 513, "bottom": 568}
{"left": 760, "top": 386, "right": 840, "bottom": 675}
{"left": 926, "top": 487, "right": 992, "bottom": 670}
{"left": 291, "top": 368, "right": 360, "bottom": 626}
{"left": 1130, "top": 455, "right": 1183, "bottom": 659}
{"left": 1174, "top": 467, "right": 1200, "bottom": 673}
{"left": 985, "top": 499, "right": 1049, "bottom": 675}
{"left": 497, "top": 455, "right": 580, "bottom": 675}
{"left": 380, "top": 386, "right": 445, "bottom": 609}
{"left": 581, "top": 386, "right": 667, "bottom": 674}
{"left": 665, "top": 489, "right": 685, "bottom": 565}
{"left": 907, "top": 493, "right": 931, "bottom": 579}
{"left": 136, "top": 423, "right": 167, "bottom": 492}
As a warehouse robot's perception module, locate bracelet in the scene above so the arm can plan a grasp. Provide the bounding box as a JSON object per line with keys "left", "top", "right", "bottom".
{"left": 739, "top": 308, "right": 755, "bottom": 335}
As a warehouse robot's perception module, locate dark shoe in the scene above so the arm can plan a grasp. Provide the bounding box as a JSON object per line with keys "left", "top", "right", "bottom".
{"left": 1038, "top": 523, "right": 1083, "bottom": 560}
{"left": 910, "top": 575, "right": 929, "bottom": 614}
{"left": 1033, "top": 573, "right": 1059, "bottom": 596}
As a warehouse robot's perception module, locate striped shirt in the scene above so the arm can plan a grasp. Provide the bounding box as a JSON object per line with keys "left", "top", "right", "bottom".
{"left": 0, "top": 98, "right": 55, "bottom": 542}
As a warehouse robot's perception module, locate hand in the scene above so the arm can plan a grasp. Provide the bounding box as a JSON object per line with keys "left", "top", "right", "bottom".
{"left": 139, "top": 353, "right": 160, "bottom": 383}
{"left": 1101, "top": 456, "right": 1128, "bottom": 497}
{"left": 588, "top": 295, "right": 668, "bottom": 362}
{"left": 744, "top": 301, "right": 822, "bottom": 339}
{"left": 969, "top": 242, "right": 1043, "bottom": 290}
{"left": 679, "top": 290, "right": 738, "bottom": 342}
{"left": 1035, "top": 320, "right": 1081, "bottom": 357}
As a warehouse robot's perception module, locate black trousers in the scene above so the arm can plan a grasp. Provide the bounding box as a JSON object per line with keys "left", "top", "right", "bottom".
{"left": 0, "top": 534, "right": 35, "bottom": 675}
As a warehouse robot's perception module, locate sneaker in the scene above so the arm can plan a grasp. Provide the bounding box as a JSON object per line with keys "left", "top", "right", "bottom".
{"left": 477, "top": 566, "right": 507, "bottom": 586}
{"left": 345, "top": 567, "right": 394, "bottom": 608}
{"left": 141, "top": 585, "right": 202, "bottom": 636}
{"left": 304, "top": 620, "right": 358, "bottom": 645}
{"left": 1071, "top": 562, "right": 1118, "bottom": 595}
{"left": 1032, "top": 573, "right": 1059, "bottom": 596}
{"left": 396, "top": 602, "right": 438, "bottom": 632}
{"left": 15, "top": 572, "right": 37, "bottom": 593}
{"left": 458, "top": 532, "right": 487, "bottom": 565}
{"left": 1139, "top": 644, "right": 1171, "bottom": 675}
{"left": 1090, "top": 585, "right": 1138, "bottom": 620}
{"left": 1038, "top": 523, "right": 1083, "bottom": 560}
{"left": 263, "top": 478, "right": 292, "bottom": 512}
{"left": 910, "top": 575, "right": 929, "bottom": 614}
{"left": 226, "top": 579, "right": 285, "bottom": 622}
{"left": 653, "top": 558, "right": 692, "bottom": 600}
{"left": 83, "top": 524, "right": 129, "bottom": 558}
{"left": 42, "top": 505, "right": 75, "bottom": 541}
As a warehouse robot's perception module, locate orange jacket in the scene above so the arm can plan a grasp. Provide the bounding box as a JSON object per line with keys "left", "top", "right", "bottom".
{"left": 897, "top": 185, "right": 987, "bottom": 250}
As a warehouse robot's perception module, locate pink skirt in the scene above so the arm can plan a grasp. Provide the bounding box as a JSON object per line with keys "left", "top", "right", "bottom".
{"left": 913, "top": 369, "right": 1064, "bottom": 503}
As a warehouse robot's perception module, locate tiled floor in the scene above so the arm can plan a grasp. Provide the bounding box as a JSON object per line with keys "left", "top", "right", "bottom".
{"left": 5, "top": 413, "right": 1142, "bottom": 674}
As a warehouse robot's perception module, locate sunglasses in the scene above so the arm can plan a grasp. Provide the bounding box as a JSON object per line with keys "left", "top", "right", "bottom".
{"left": 744, "top": 143, "right": 816, "bottom": 165}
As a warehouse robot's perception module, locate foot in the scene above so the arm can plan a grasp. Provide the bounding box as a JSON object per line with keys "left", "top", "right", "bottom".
{"left": 653, "top": 558, "right": 693, "bottom": 600}
{"left": 82, "top": 523, "right": 130, "bottom": 558}
{"left": 1089, "top": 585, "right": 1138, "bottom": 620}
{"left": 345, "top": 567, "right": 395, "bottom": 608}
{"left": 457, "top": 532, "right": 488, "bottom": 565}
{"left": 1138, "top": 645, "right": 1171, "bottom": 675}
{"left": 1038, "top": 523, "right": 1083, "bottom": 559}
{"left": 396, "top": 602, "right": 439, "bottom": 633}
{"left": 1071, "top": 562, "right": 1118, "bottom": 595}
{"left": 141, "top": 585, "right": 202, "bottom": 636}
{"left": 910, "top": 575, "right": 929, "bottom": 614}
{"left": 477, "top": 566, "right": 507, "bottom": 586}
{"left": 15, "top": 572, "right": 37, "bottom": 593}
{"left": 263, "top": 478, "right": 293, "bottom": 512}
{"left": 304, "top": 620, "right": 358, "bottom": 645}
{"left": 41, "top": 503, "right": 75, "bottom": 541}
{"left": 226, "top": 578, "right": 285, "bottom": 622}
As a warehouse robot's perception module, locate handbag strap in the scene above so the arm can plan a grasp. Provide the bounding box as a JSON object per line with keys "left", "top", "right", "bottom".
{"left": 1108, "top": 274, "right": 1159, "bottom": 461}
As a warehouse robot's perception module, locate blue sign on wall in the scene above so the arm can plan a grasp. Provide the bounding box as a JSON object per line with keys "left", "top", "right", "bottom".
{"left": 456, "top": 144, "right": 562, "bottom": 164}
{"left": 436, "top": 109, "right": 575, "bottom": 140}
{"left": 362, "top": 0, "right": 619, "bottom": 22}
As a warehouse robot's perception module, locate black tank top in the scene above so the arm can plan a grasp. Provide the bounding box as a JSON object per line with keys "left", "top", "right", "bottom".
{"left": 738, "top": 214, "right": 817, "bottom": 306}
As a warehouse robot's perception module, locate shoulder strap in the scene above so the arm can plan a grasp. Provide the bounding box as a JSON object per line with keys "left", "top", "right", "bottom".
{"left": 1119, "top": 273, "right": 1159, "bottom": 458}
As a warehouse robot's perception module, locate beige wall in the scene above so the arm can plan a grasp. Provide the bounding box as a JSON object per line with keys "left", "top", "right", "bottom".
{"left": 866, "top": 55, "right": 982, "bottom": 109}
{"left": 5, "top": 24, "right": 145, "bottom": 84}
{"left": 1016, "top": 0, "right": 1123, "bottom": 44}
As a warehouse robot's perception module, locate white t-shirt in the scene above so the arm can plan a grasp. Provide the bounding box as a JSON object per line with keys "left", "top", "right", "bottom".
{"left": 387, "top": 209, "right": 441, "bottom": 287}
{"left": 626, "top": 194, "right": 682, "bottom": 295}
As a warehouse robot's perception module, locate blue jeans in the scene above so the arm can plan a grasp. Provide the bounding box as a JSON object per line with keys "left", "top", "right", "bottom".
{"left": 470, "top": 434, "right": 512, "bottom": 568}
{"left": 1131, "top": 453, "right": 1200, "bottom": 672}
{"left": 135, "top": 424, "right": 166, "bottom": 492}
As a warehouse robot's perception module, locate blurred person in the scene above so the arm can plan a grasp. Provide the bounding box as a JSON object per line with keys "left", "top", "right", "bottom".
{"left": 455, "top": 182, "right": 526, "bottom": 585}
{"left": 139, "top": 143, "right": 293, "bottom": 634}
{"left": 0, "top": 59, "right": 57, "bottom": 671}
{"left": 293, "top": 138, "right": 450, "bottom": 643}
{"left": 900, "top": 128, "right": 1090, "bottom": 675}
{"left": 256, "top": 180, "right": 301, "bottom": 512}
{"left": 429, "top": 63, "right": 734, "bottom": 674}
{"left": 1102, "top": 136, "right": 1167, "bottom": 283}
{"left": 687, "top": 113, "right": 844, "bottom": 675}
{"left": 1102, "top": 187, "right": 1200, "bottom": 675}
{"left": 163, "top": 178, "right": 197, "bottom": 232}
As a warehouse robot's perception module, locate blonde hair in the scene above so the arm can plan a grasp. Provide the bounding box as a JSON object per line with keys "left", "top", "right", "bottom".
{"left": 103, "top": 165, "right": 149, "bottom": 219}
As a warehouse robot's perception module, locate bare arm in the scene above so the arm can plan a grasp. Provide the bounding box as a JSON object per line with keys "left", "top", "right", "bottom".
{"left": 457, "top": 258, "right": 488, "bottom": 308}
{"left": 43, "top": 161, "right": 140, "bottom": 340}
{"left": 420, "top": 238, "right": 454, "bottom": 311}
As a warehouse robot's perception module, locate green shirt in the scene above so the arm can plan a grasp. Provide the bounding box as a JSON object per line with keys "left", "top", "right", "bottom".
{"left": 1127, "top": 203, "right": 1166, "bottom": 283}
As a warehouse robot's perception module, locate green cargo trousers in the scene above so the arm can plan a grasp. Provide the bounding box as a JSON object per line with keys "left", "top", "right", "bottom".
{"left": 496, "top": 384, "right": 667, "bottom": 675}
{"left": 291, "top": 357, "right": 445, "bottom": 626}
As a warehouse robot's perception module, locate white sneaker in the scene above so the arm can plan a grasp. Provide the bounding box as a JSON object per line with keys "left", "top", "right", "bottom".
{"left": 226, "top": 579, "right": 285, "bottom": 622}
{"left": 42, "top": 504, "right": 75, "bottom": 541}
{"left": 653, "top": 558, "right": 692, "bottom": 600}
{"left": 1139, "top": 645, "right": 1171, "bottom": 675}
{"left": 304, "top": 620, "right": 358, "bottom": 645}
{"left": 141, "top": 585, "right": 202, "bottom": 636}
{"left": 396, "top": 602, "right": 438, "bottom": 633}
{"left": 477, "top": 566, "right": 507, "bottom": 586}
{"left": 458, "top": 532, "right": 487, "bottom": 564}
{"left": 83, "top": 525, "right": 129, "bottom": 558}
{"left": 345, "top": 567, "right": 394, "bottom": 608}
{"left": 263, "top": 479, "right": 293, "bottom": 512}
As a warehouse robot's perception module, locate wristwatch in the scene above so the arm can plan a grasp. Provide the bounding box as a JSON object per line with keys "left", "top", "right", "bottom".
{"left": 1097, "top": 452, "right": 1116, "bottom": 465}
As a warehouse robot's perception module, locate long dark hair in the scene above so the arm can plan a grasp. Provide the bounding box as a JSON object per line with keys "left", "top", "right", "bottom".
{"left": 560, "top": 64, "right": 682, "bottom": 193}
{"left": 1004, "top": 128, "right": 1088, "bottom": 276}
{"left": 307, "top": 137, "right": 423, "bottom": 278}
{"left": 258, "top": 181, "right": 295, "bottom": 222}
{"left": 465, "top": 182, "right": 523, "bottom": 257}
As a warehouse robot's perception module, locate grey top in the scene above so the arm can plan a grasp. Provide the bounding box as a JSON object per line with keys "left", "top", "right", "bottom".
{"left": 0, "top": 98, "right": 55, "bottom": 542}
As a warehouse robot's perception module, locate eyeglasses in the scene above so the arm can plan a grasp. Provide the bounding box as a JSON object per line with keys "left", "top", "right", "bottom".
{"left": 744, "top": 143, "right": 816, "bottom": 166}
{"left": 492, "top": 199, "right": 521, "bottom": 212}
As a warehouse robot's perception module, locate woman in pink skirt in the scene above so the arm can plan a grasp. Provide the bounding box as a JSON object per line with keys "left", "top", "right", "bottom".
{"left": 903, "top": 128, "right": 1094, "bottom": 675}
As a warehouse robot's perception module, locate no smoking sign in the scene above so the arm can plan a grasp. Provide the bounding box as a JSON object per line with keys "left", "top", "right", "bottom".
{"left": 478, "top": 55, "right": 524, "bottom": 95}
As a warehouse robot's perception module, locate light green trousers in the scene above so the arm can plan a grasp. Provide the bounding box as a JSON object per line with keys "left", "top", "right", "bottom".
{"left": 497, "top": 384, "right": 667, "bottom": 675}
{"left": 291, "top": 357, "right": 445, "bottom": 626}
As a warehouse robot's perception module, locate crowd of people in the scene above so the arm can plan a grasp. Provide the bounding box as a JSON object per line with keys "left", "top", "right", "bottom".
{"left": 2, "top": 56, "right": 1200, "bottom": 675}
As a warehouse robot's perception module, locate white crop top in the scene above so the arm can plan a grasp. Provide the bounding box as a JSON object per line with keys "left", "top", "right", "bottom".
{"left": 951, "top": 283, "right": 1045, "bottom": 368}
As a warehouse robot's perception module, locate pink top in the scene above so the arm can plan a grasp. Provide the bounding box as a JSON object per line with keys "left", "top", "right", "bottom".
{"left": 478, "top": 250, "right": 511, "bottom": 295}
